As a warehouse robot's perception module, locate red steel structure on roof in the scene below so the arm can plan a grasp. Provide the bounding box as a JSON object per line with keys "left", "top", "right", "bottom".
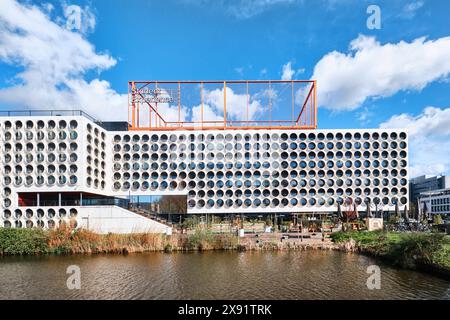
{"left": 128, "top": 80, "right": 317, "bottom": 131}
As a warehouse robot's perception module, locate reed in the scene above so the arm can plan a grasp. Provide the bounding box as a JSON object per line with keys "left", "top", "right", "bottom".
{"left": 0, "top": 226, "right": 241, "bottom": 255}
{"left": 48, "top": 226, "right": 172, "bottom": 254}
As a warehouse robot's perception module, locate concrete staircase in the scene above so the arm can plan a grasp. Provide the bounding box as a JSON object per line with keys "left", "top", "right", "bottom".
{"left": 127, "top": 207, "right": 172, "bottom": 227}
{"left": 78, "top": 206, "right": 171, "bottom": 234}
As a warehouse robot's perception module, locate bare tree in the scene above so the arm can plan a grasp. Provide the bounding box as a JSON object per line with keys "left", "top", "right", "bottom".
{"left": 158, "top": 195, "right": 187, "bottom": 214}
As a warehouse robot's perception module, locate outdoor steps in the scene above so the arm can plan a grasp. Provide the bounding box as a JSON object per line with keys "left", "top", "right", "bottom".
{"left": 127, "top": 207, "right": 172, "bottom": 227}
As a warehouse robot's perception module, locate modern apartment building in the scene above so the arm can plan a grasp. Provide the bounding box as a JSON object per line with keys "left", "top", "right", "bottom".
{"left": 0, "top": 80, "right": 410, "bottom": 233}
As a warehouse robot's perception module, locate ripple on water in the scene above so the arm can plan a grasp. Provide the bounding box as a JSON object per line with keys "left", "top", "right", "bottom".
{"left": 0, "top": 251, "right": 448, "bottom": 300}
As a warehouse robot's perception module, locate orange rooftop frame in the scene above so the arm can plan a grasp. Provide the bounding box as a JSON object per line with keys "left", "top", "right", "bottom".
{"left": 128, "top": 80, "right": 317, "bottom": 131}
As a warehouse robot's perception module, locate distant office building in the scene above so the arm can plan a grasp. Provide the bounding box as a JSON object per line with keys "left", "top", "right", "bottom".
{"left": 410, "top": 175, "right": 450, "bottom": 203}
{"left": 419, "top": 188, "right": 450, "bottom": 216}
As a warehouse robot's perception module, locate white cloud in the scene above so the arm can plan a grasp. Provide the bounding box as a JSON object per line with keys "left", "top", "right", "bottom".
{"left": 192, "top": 104, "right": 224, "bottom": 123}
{"left": 62, "top": 4, "right": 96, "bottom": 34}
{"left": 42, "top": 2, "right": 54, "bottom": 14}
{"left": 182, "top": 0, "right": 300, "bottom": 19}
{"left": 145, "top": 86, "right": 266, "bottom": 125}
{"left": 134, "top": 88, "right": 190, "bottom": 127}
{"left": 380, "top": 107, "right": 450, "bottom": 137}
{"left": 260, "top": 68, "right": 268, "bottom": 77}
{"left": 0, "top": 0, "right": 126, "bottom": 121}
{"left": 234, "top": 67, "right": 244, "bottom": 77}
{"left": 401, "top": 1, "right": 424, "bottom": 19}
{"left": 281, "top": 62, "right": 295, "bottom": 80}
{"left": 356, "top": 107, "right": 374, "bottom": 125}
{"left": 312, "top": 34, "right": 450, "bottom": 111}
{"left": 281, "top": 61, "right": 305, "bottom": 80}
{"left": 203, "top": 86, "right": 263, "bottom": 121}
{"left": 143, "top": 103, "right": 189, "bottom": 127}
{"left": 0, "top": 1, "right": 271, "bottom": 124}
{"left": 380, "top": 107, "right": 450, "bottom": 177}
{"left": 223, "top": 0, "right": 299, "bottom": 19}
{"left": 183, "top": 0, "right": 358, "bottom": 19}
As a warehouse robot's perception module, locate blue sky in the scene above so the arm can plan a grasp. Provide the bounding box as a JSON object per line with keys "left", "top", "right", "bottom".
{"left": 1, "top": 0, "right": 450, "bottom": 177}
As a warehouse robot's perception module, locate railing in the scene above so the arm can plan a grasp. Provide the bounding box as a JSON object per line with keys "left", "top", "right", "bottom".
{"left": 19, "top": 200, "right": 75, "bottom": 207}
{"left": 82, "top": 198, "right": 130, "bottom": 208}
{"left": 128, "top": 205, "right": 158, "bottom": 217}
{"left": 0, "top": 109, "right": 100, "bottom": 125}
{"left": 127, "top": 206, "right": 173, "bottom": 226}
{"left": 128, "top": 80, "right": 317, "bottom": 131}
{"left": 19, "top": 198, "right": 130, "bottom": 208}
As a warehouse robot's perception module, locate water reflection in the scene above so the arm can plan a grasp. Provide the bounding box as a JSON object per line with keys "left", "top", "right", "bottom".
{"left": 0, "top": 251, "right": 448, "bottom": 300}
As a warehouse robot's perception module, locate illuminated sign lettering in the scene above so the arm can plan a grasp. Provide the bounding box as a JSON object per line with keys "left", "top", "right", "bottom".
{"left": 132, "top": 88, "right": 174, "bottom": 104}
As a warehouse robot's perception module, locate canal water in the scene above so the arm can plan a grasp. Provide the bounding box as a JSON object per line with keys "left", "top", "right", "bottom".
{"left": 0, "top": 251, "right": 448, "bottom": 300}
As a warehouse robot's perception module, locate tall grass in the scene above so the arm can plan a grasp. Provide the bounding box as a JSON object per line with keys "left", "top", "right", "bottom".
{"left": 0, "top": 226, "right": 240, "bottom": 256}
{"left": 0, "top": 226, "right": 173, "bottom": 255}
{"left": 47, "top": 225, "right": 173, "bottom": 254}
{"left": 186, "top": 229, "right": 238, "bottom": 250}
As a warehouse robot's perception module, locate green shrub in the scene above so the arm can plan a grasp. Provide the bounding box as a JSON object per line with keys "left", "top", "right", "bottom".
{"left": 331, "top": 230, "right": 385, "bottom": 246}
{"left": 332, "top": 230, "right": 450, "bottom": 269}
{"left": 387, "top": 233, "right": 447, "bottom": 268}
{"left": 187, "top": 229, "right": 214, "bottom": 250}
{"left": 432, "top": 243, "right": 450, "bottom": 268}
{"left": 387, "top": 215, "right": 401, "bottom": 225}
{"left": 433, "top": 215, "right": 443, "bottom": 225}
{"left": 0, "top": 228, "right": 49, "bottom": 255}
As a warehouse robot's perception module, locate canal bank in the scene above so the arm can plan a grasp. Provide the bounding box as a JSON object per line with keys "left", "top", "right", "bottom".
{"left": 0, "top": 226, "right": 339, "bottom": 254}
{"left": 331, "top": 231, "right": 450, "bottom": 279}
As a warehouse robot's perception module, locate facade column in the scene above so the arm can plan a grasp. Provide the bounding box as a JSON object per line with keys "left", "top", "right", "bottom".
{"left": 37, "top": 193, "right": 40, "bottom": 207}
{"left": 80, "top": 192, "right": 83, "bottom": 207}
{"left": 58, "top": 193, "right": 61, "bottom": 207}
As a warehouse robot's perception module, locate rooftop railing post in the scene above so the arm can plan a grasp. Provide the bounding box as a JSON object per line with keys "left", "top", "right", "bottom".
{"left": 223, "top": 81, "right": 227, "bottom": 129}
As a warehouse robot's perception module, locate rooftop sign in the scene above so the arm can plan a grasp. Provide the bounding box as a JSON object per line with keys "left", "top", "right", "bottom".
{"left": 131, "top": 87, "right": 175, "bottom": 104}
{"left": 128, "top": 80, "right": 317, "bottom": 131}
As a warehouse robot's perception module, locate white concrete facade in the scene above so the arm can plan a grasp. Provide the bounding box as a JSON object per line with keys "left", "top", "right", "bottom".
{"left": 78, "top": 206, "right": 170, "bottom": 234}
{"left": 419, "top": 189, "right": 450, "bottom": 216}
{"left": 1, "top": 115, "right": 409, "bottom": 231}
{"left": 109, "top": 128, "right": 409, "bottom": 214}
